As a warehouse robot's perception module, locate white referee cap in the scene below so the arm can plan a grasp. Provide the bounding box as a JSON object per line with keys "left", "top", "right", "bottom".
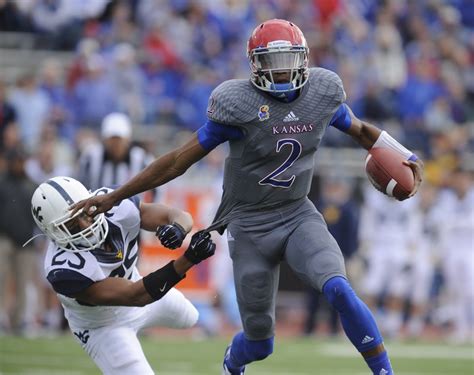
{"left": 101, "top": 113, "right": 132, "bottom": 139}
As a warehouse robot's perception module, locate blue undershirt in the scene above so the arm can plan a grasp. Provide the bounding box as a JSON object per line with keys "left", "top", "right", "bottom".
{"left": 197, "top": 102, "right": 352, "bottom": 152}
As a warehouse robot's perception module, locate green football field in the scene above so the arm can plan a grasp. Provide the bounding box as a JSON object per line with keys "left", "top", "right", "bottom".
{"left": 0, "top": 335, "right": 472, "bottom": 374}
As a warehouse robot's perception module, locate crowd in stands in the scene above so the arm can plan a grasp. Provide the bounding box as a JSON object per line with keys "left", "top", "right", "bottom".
{"left": 0, "top": 0, "right": 472, "bottom": 165}
{"left": 0, "top": 0, "right": 472, "bottom": 341}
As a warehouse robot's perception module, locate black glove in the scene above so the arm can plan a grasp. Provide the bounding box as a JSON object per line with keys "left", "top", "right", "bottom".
{"left": 156, "top": 223, "right": 187, "bottom": 249}
{"left": 184, "top": 231, "right": 216, "bottom": 264}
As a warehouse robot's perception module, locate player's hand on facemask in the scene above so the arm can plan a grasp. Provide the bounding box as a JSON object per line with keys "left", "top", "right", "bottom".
{"left": 184, "top": 230, "right": 216, "bottom": 264}
{"left": 70, "top": 192, "right": 117, "bottom": 217}
{"left": 156, "top": 223, "right": 187, "bottom": 249}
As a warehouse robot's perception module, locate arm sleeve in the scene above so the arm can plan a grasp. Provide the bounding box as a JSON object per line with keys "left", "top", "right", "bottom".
{"left": 328, "top": 103, "right": 352, "bottom": 132}
{"left": 47, "top": 269, "right": 95, "bottom": 297}
{"left": 197, "top": 119, "right": 245, "bottom": 151}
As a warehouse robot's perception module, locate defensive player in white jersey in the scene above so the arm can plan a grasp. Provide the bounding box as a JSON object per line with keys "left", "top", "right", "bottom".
{"left": 31, "top": 176, "right": 215, "bottom": 375}
{"left": 72, "top": 20, "right": 424, "bottom": 375}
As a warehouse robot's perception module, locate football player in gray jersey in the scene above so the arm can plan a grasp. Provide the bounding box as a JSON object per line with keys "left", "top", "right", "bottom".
{"left": 31, "top": 176, "right": 215, "bottom": 375}
{"left": 73, "top": 19, "right": 423, "bottom": 375}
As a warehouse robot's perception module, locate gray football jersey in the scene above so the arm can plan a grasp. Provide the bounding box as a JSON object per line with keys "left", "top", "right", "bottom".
{"left": 207, "top": 68, "right": 346, "bottom": 231}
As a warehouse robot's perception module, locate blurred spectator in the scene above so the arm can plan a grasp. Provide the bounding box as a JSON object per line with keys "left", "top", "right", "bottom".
{"left": 177, "top": 66, "right": 221, "bottom": 130}
{"left": 143, "top": 18, "right": 182, "bottom": 69}
{"left": 402, "top": 183, "right": 438, "bottom": 338}
{"left": 424, "top": 130, "right": 460, "bottom": 185}
{"left": 30, "top": 0, "right": 83, "bottom": 50}
{"left": 92, "top": 0, "right": 139, "bottom": 48}
{"left": 77, "top": 112, "right": 157, "bottom": 200}
{"left": 0, "top": 79, "right": 17, "bottom": 150}
{"left": 359, "top": 186, "right": 421, "bottom": 338}
{"left": 303, "top": 177, "right": 359, "bottom": 336}
{"left": 0, "top": 0, "right": 32, "bottom": 31}
{"left": 0, "top": 146, "right": 38, "bottom": 334}
{"left": 0, "top": 123, "right": 22, "bottom": 173}
{"left": 9, "top": 74, "right": 51, "bottom": 151}
{"left": 141, "top": 51, "right": 184, "bottom": 124}
{"left": 352, "top": 81, "right": 394, "bottom": 122}
{"left": 39, "top": 58, "right": 76, "bottom": 142}
{"left": 25, "top": 139, "right": 72, "bottom": 184}
{"left": 371, "top": 21, "right": 407, "bottom": 92}
{"left": 109, "top": 43, "right": 145, "bottom": 122}
{"left": 432, "top": 167, "right": 474, "bottom": 344}
{"left": 66, "top": 37, "right": 100, "bottom": 91}
{"left": 72, "top": 54, "right": 118, "bottom": 130}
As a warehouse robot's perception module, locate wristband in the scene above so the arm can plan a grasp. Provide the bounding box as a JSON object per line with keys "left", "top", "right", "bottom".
{"left": 372, "top": 131, "right": 414, "bottom": 160}
{"left": 142, "top": 261, "right": 185, "bottom": 301}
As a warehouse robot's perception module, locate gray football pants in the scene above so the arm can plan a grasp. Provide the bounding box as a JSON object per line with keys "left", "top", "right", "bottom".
{"left": 227, "top": 198, "right": 346, "bottom": 340}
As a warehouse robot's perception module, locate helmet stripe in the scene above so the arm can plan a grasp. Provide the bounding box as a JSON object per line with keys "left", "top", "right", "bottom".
{"left": 46, "top": 180, "right": 74, "bottom": 205}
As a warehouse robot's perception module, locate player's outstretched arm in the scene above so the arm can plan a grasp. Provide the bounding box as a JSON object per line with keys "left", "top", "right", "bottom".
{"left": 140, "top": 202, "right": 193, "bottom": 249}
{"left": 345, "top": 110, "right": 424, "bottom": 196}
{"left": 70, "top": 134, "right": 210, "bottom": 217}
{"left": 71, "top": 231, "right": 215, "bottom": 306}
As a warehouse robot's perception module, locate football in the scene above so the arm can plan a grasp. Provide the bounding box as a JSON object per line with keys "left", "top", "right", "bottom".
{"left": 365, "top": 147, "right": 415, "bottom": 200}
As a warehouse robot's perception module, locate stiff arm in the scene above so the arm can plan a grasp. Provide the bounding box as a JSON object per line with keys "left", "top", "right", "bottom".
{"left": 71, "top": 136, "right": 210, "bottom": 216}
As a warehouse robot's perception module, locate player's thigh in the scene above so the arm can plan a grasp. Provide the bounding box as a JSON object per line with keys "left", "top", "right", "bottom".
{"left": 80, "top": 326, "right": 154, "bottom": 375}
{"left": 284, "top": 213, "right": 346, "bottom": 291}
{"left": 139, "top": 288, "right": 198, "bottom": 330}
{"left": 227, "top": 222, "right": 280, "bottom": 339}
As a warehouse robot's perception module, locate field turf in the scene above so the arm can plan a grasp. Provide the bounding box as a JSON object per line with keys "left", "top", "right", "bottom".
{"left": 0, "top": 335, "right": 472, "bottom": 374}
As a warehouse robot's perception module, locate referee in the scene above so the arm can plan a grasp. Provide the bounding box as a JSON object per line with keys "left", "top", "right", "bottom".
{"left": 77, "top": 112, "right": 158, "bottom": 200}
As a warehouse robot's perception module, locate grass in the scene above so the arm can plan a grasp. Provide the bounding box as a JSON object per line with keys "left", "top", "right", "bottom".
{"left": 0, "top": 334, "right": 473, "bottom": 374}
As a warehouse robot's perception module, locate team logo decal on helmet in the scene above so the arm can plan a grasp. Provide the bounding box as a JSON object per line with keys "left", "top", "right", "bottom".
{"left": 258, "top": 105, "right": 270, "bottom": 121}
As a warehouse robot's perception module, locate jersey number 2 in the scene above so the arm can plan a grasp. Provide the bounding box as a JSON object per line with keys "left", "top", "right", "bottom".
{"left": 259, "top": 138, "right": 302, "bottom": 188}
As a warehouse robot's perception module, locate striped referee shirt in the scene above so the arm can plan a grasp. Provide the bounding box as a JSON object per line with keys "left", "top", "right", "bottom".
{"left": 77, "top": 143, "right": 157, "bottom": 199}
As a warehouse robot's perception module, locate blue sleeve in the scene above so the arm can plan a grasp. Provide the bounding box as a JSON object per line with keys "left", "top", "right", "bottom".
{"left": 197, "top": 119, "right": 245, "bottom": 151}
{"left": 47, "top": 269, "right": 95, "bottom": 297}
{"left": 328, "top": 103, "right": 352, "bottom": 132}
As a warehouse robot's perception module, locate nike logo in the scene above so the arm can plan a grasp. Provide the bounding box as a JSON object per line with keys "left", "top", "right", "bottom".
{"left": 159, "top": 282, "right": 167, "bottom": 292}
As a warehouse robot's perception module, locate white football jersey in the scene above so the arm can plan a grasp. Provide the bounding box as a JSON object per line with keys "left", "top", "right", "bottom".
{"left": 44, "top": 188, "right": 144, "bottom": 329}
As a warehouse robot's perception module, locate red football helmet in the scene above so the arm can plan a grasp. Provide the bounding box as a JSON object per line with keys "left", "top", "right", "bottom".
{"left": 247, "top": 19, "right": 309, "bottom": 93}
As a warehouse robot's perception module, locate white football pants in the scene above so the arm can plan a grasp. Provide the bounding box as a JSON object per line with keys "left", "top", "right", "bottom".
{"left": 71, "top": 288, "right": 198, "bottom": 375}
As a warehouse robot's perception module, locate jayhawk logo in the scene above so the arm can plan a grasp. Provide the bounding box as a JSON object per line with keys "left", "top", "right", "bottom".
{"left": 258, "top": 105, "right": 270, "bottom": 121}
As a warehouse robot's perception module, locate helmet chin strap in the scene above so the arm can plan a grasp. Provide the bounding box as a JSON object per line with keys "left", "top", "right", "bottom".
{"left": 269, "top": 83, "right": 298, "bottom": 102}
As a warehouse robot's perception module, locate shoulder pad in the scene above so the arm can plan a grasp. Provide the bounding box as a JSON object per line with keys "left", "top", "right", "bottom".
{"left": 207, "top": 79, "right": 254, "bottom": 125}
{"left": 309, "top": 68, "right": 346, "bottom": 104}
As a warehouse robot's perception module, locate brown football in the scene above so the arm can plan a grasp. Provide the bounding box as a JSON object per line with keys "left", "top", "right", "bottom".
{"left": 365, "top": 147, "right": 415, "bottom": 200}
